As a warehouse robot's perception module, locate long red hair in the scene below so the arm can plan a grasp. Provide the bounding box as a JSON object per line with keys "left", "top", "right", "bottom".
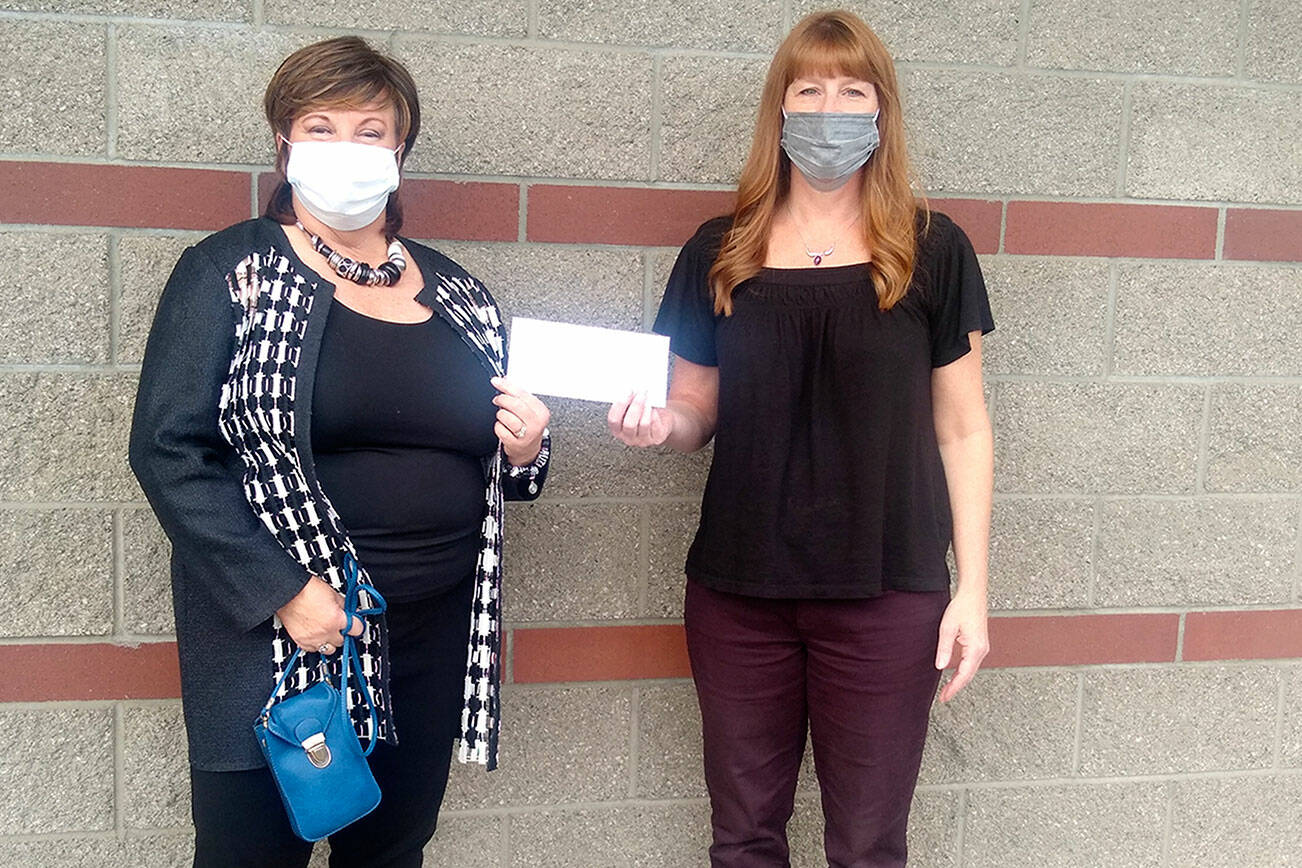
{"left": 710, "top": 10, "right": 925, "bottom": 315}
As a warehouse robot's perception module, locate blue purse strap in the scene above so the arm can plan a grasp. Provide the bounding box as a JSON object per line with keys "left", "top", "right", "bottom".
{"left": 261, "top": 553, "right": 388, "bottom": 755}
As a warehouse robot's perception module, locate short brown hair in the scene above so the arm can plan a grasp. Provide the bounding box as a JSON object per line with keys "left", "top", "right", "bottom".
{"left": 262, "top": 36, "right": 421, "bottom": 238}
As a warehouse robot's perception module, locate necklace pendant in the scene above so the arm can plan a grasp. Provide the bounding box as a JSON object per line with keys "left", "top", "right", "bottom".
{"left": 812, "top": 254, "right": 823, "bottom": 266}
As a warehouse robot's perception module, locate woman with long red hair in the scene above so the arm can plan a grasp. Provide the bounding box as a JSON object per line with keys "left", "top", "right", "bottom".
{"left": 610, "top": 10, "right": 994, "bottom": 866}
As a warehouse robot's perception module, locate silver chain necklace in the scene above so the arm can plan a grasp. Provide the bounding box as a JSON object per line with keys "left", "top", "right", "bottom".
{"left": 786, "top": 203, "right": 861, "bottom": 266}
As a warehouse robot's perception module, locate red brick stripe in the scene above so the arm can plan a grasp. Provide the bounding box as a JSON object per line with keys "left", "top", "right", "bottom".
{"left": 0, "top": 161, "right": 249, "bottom": 230}
{"left": 981, "top": 613, "right": 1180, "bottom": 668}
{"left": 1, "top": 609, "right": 1296, "bottom": 700}
{"left": 512, "top": 624, "right": 692, "bottom": 683}
{"left": 0, "top": 642, "right": 180, "bottom": 702}
{"left": 1182, "top": 610, "right": 1302, "bottom": 661}
{"left": 929, "top": 198, "right": 1002, "bottom": 254}
{"left": 257, "top": 173, "right": 520, "bottom": 242}
{"left": 526, "top": 185, "right": 735, "bottom": 246}
{"left": 1223, "top": 209, "right": 1302, "bottom": 262}
{"left": 1005, "top": 201, "right": 1219, "bottom": 258}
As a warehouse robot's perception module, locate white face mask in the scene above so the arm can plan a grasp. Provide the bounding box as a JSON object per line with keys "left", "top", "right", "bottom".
{"left": 283, "top": 138, "right": 402, "bottom": 231}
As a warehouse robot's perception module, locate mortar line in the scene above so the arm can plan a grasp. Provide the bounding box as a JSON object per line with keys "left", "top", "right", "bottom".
{"left": 781, "top": 0, "right": 794, "bottom": 32}
{"left": 104, "top": 23, "right": 118, "bottom": 160}
{"left": 1087, "top": 498, "right": 1103, "bottom": 608}
{"left": 1159, "top": 780, "right": 1175, "bottom": 867}
{"left": 997, "top": 200, "right": 1008, "bottom": 253}
{"left": 499, "top": 812, "right": 512, "bottom": 866}
{"left": 1194, "top": 385, "right": 1214, "bottom": 494}
{"left": 1070, "top": 671, "right": 1085, "bottom": 774}
{"left": 1102, "top": 261, "right": 1119, "bottom": 378}
{"left": 1116, "top": 79, "right": 1133, "bottom": 197}
{"left": 250, "top": 173, "right": 260, "bottom": 220}
{"left": 1175, "top": 612, "right": 1186, "bottom": 661}
{"left": 526, "top": 0, "right": 539, "bottom": 40}
{"left": 637, "top": 504, "right": 651, "bottom": 615}
{"left": 107, "top": 233, "right": 121, "bottom": 365}
{"left": 953, "top": 788, "right": 969, "bottom": 868}
{"left": 649, "top": 55, "right": 664, "bottom": 182}
{"left": 628, "top": 685, "right": 641, "bottom": 799}
{"left": 253, "top": 0, "right": 265, "bottom": 27}
{"left": 1234, "top": 0, "right": 1251, "bottom": 78}
{"left": 112, "top": 508, "right": 126, "bottom": 638}
{"left": 641, "top": 249, "right": 657, "bottom": 330}
{"left": 517, "top": 182, "right": 529, "bottom": 242}
{"left": 113, "top": 703, "right": 125, "bottom": 835}
{"left": 1270, "top": 671, "right": 1291, "bottom": 770}
{"left": 1015, "top": 0, "right": 1032, "bottom": 66}
{"left": 1293, "top": 499, "right": 1302, "bottom": 604}
{"left": 1214, "top": 207, "right": 1227, "bottom": 260}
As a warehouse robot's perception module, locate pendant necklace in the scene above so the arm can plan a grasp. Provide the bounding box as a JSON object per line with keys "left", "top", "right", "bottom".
{"left": 786, "top": 203, "right": 860, "bottom": 266}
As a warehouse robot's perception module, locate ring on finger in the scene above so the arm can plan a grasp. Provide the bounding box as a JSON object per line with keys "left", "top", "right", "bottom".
{"left": 515, "top": 422, "right": 527, "bottom": 439}
{"left": 318, "top": 643, "right": 335, "bottom": 655}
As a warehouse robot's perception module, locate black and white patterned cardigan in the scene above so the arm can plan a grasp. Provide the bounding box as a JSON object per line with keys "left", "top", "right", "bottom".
{"left": 130, "top": 217, "right": 548, "bottom": 772}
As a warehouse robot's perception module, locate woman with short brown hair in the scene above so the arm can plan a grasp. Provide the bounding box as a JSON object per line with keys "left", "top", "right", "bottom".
{"left": 131, "top": 36, "right": 550, "bottom": 866}
{"left": 609, "top": 11, "right": 994, "bottom": 866}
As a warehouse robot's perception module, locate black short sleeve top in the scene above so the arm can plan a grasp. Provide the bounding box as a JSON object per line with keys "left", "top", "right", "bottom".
{"left": 653, "top": 211, "right": 994, "bottom": 598}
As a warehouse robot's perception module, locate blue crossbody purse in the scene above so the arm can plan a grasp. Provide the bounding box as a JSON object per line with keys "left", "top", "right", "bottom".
{"left": 253, "top": 554, "right": 387, "bottom": 842}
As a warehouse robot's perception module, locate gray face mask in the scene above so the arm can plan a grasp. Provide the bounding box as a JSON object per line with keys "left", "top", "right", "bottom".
{"left": 780, "top": 109, "right": 880, "bottom": 191}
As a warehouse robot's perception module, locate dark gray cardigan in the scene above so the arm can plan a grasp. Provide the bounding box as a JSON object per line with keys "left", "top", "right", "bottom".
{"left": 130, "top": 218, "right": 547, "bottom": 771}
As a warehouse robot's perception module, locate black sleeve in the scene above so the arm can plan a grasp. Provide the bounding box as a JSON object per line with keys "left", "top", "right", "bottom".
{"left": 129, "top": 245, "right": 310, "bottom": 632}
{"left": 652, "top": 220, "right": 724, "bottom": 367}
{"left": 928, "top": 218, "right": 996, "bottom": 368}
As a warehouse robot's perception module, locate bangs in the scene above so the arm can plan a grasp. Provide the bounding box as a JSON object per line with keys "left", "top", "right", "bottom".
{"left": 303, "top": 79, "right": 392, "bottom": 114}
{"left": 784, "top": 22, "right": 875, "bottom": 86}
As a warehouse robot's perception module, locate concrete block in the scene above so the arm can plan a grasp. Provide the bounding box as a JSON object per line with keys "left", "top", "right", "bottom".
{"left": 540, "top": 0, "right": 783, "bottom": 51}
{"left": 443, "top": 685, "right": 631, "bottom": 808}
{"left": 1078, "top": 665, "right": 1277, "bottom": 775}
{"left": 920, "top": 669, "right": 1077, "bottom": 783}
{"left": 3, "top": 0, "right": 246, "bottom": 18}
{"left": 0, "top": 21, "right": 105, "bottom": 156}
{"left": 791, "top": 0, "right": 1021, "bottom": 65}
{"left": 659, "top": 56, "right": 770, "bottom": 184}
{"left": 118, "top": 234, "right": 197, "bottom": 365}
{"left": 964, "top": 782, "right": 1166, "bottom": 867}
{"left": 1026, "top": 0, "right": 1239, "bottom": 75}
{"left": 503, "top": 501, "right": 641, "bottom": 622}
{"left": 123, "top": 703, "right": 189, "bottom": 829}
{"left": 0, "top": 233, "right": 108, "bottom": 364}
{"left": 1283, "top": 665, "right": 1302, "bottom": 769}
{"left": 266, "top": 0, "right": 526, "bottom": 36}
{"left": 423, "top": 814, "right": 505, "bottom": 867}
{"left": 507, "top": 801, "right": 712, "bottom": 867}
{"left": 636, "top": 681, "right": 705, "bottom": 799}
{"left": 395, "top": 40, "right": 653, "bottom": 180}
{"left": 0, "top": 509, "right": 113, "bottom": 637}
{"left": 0, "top": 834, "right": 191, "bottom": 868}
{"left": 1205, "top": 385, "right": 1302, "bottom": 493}
{"left": 1127, "top": 83, "right": 1302, "bottom": 204}
{"left": 116, "top": 26, "right": 317, "bottom": 164}
{"left": 538, "top": 397, "right": 713, "bottom": 499}
{"left": 1113, "top": 263, "right": 1302, "bottom": 377}
{"left": 1245, "top": 0, "right": 1302, "bottom": 84}
{"left": 994, "top": 382, "right": 1203, "bottom": 494}
{"left": 988, "top": 498, "right": 1093, "bottom": 611}
{"left": 645, "top": 500, "right": 698, "bottom": 618}
{"left": 0, "top": 373, "right": 140, "bottom": 502}
{"left": 789, "top": 789, "right": 959, "bottom": 868}
{"left": 436, "top": 242, "right": 644, "bottom": 331}
{"left": 1170, "top": 776, "right": 1302, "bottom": 866}
{"left": 0, "top": 708, "right": 114, "bottom": 833}
{"left": 902, "top": 70, "right": 1123, "bottom": 197}
{"left": 980, "top": 256, "right": 1109, "bottom": 377}
{"left": 1095, "top": 499, "right": 1296, "bottom": 608}
{"left": 122, "top": 507, "right": 174, "bottom": 635}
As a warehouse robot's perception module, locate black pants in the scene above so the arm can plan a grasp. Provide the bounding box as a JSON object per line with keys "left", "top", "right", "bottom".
{"left": 191, "top": 576, "right": 475, "bottom": 868}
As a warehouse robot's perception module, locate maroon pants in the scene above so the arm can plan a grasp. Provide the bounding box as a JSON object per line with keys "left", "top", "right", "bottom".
{"left": 684, "top": 580, "right": 949, "bottom": 868}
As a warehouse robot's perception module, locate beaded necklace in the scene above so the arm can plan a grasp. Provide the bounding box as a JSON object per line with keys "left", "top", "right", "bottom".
{"left": 296, "top": 221, "right": 407, "bottom": 286}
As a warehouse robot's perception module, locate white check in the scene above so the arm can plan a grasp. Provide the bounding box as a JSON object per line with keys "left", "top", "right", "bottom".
{"left": 506, "top": 317, "right": 670, "bottom": 408}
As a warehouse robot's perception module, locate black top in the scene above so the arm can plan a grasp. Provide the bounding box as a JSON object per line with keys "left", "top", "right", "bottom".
{"left": 313, "top": 300, "right": 500, "bottom": 601}
{"left": 653, "top": 211, "right": 994, "bottom": 599}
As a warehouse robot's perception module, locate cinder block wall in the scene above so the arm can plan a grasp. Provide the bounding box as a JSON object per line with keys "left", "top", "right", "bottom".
{"left": 1, "top": 1, "right": 1299, "bottom": 866}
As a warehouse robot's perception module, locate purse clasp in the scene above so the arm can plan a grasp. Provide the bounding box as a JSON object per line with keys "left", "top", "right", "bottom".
{"left": 301, "top": 732, "right": 332, "bottom": 769}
